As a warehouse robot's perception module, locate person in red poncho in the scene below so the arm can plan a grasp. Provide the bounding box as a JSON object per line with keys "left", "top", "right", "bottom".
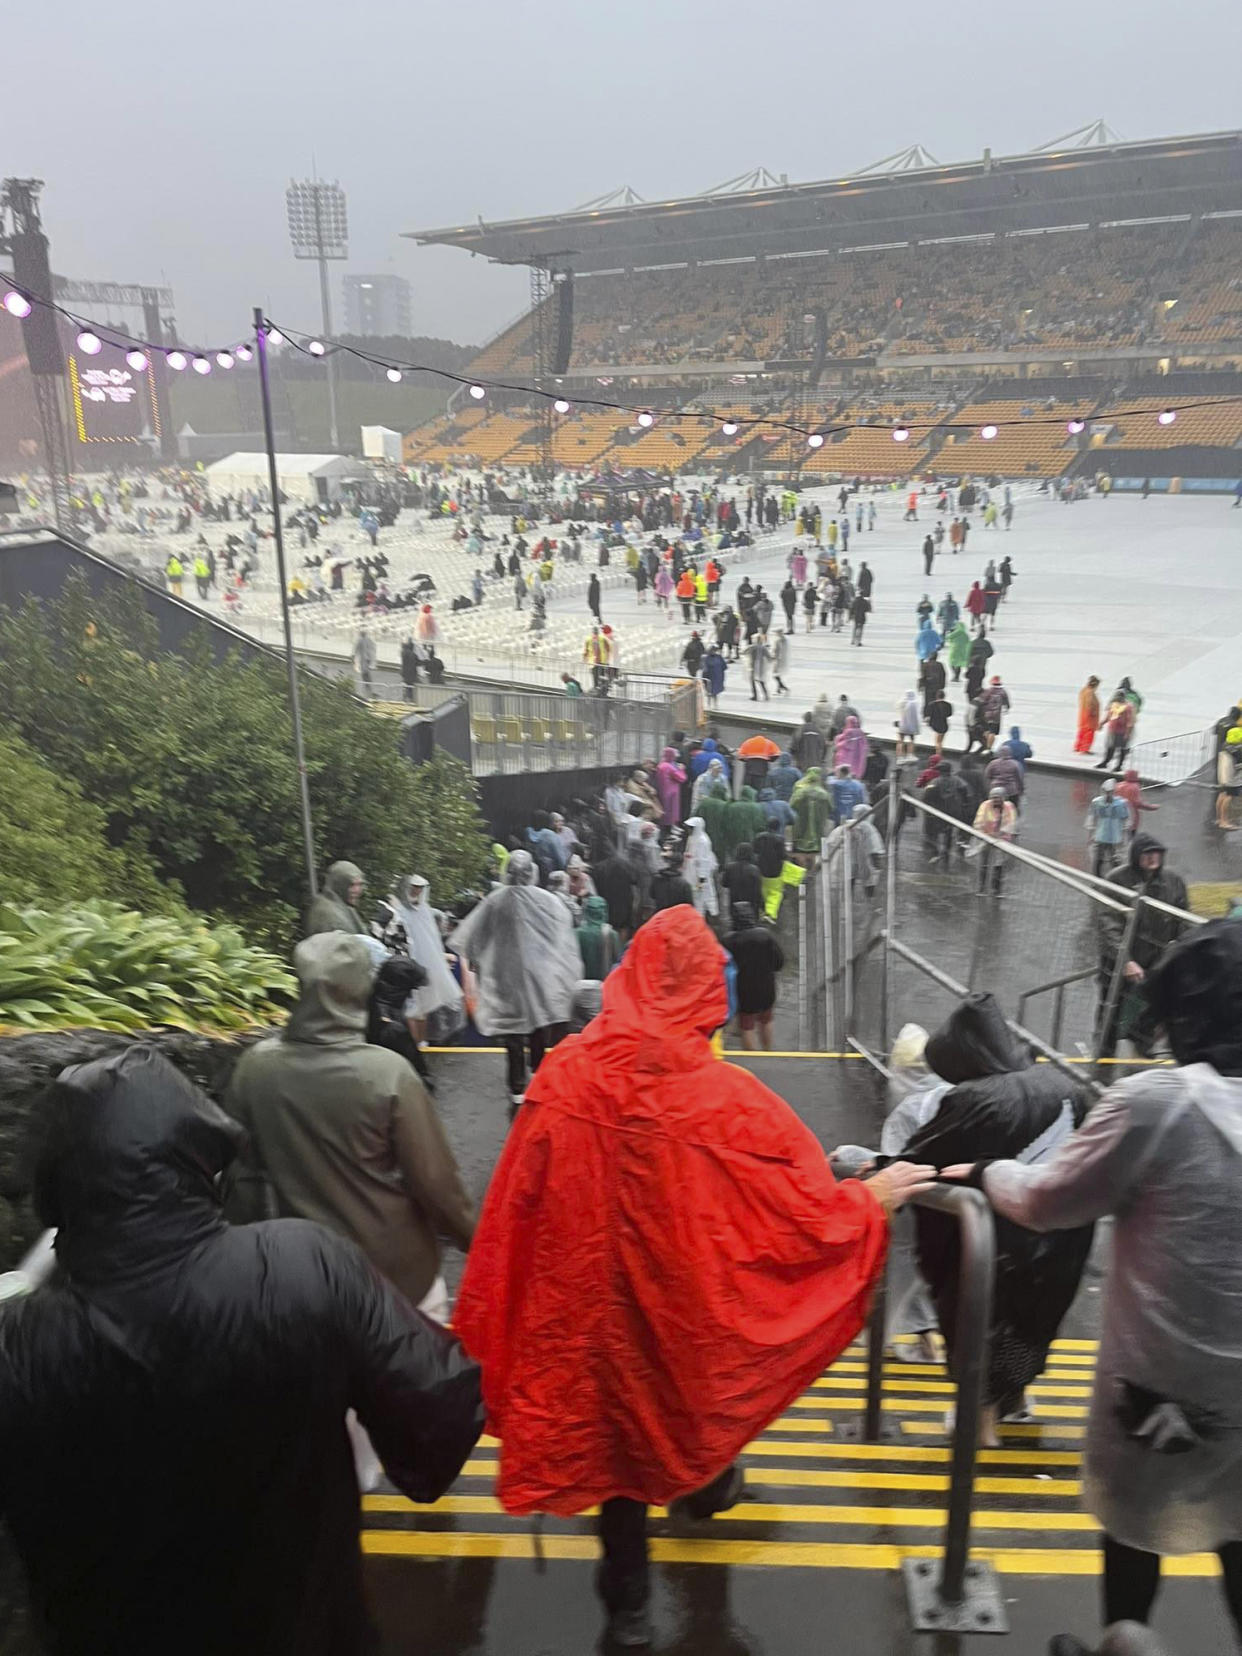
{"left": 454, "top": 905, "right": 933, "bottom": 1647}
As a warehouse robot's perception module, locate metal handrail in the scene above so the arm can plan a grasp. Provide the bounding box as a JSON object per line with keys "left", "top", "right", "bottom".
{"left": 1016, "top": 965, "right": 1099, "bottom": 1049}
{"left": 859, "top": 1182, "right": 1003, "bottom": 1632}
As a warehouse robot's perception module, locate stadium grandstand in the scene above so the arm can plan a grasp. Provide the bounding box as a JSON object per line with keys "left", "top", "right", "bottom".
{"left": 404, "top": 127, "right": 1242, "bottom": 482}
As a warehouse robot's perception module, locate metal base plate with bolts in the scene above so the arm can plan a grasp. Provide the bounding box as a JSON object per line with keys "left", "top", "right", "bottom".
{"left": 902, "top": 1558, "right": 1008, "bottom": 1634}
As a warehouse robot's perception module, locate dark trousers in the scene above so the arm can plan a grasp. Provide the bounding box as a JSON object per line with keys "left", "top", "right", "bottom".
{"left": 851, "top": 622, "right": 865, "bottom": 645}
{"left": 1103, "top": 1534, "right": 1242, "bottom": 1638}
{"left": 1092, "top": 840, "right": 1120, "bottom": 878}
{"left": 504, "top": 1023, "right": 567, "bottom": 1095}
{"left": 597, "top": 1464, "right": 740, "bottom": 1612}
{"left": 1099, "top": 738, "right": 1129, "bottom": 770}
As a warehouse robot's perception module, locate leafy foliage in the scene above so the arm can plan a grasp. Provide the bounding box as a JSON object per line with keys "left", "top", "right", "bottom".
{"left": 0, "top": 723, "right": 176, "bottom": 913}
{"left": 0, "top": 901, "right": 296, "bottom": 1035}
{"left": 0, "top": 575, "right": 492, "bottom": 946}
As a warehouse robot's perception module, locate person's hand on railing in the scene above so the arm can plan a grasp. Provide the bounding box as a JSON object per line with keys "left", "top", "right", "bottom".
{"left": 864, "top": 1161, "right": 938, "bottom": 1217}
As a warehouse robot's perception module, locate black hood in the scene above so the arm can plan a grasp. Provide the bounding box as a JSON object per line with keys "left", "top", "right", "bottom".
{"left": 34, "top": 1045, "right": 242, "bottom": 1286}
{"left": 1147, "top": 918, "right": 1242, "bottom": 1075}
{"left": 925, "top": 993, "right": 1031, "bottom": 1084}
{"left": 1128, "top": 830, "right": 1167, "bottom": 874}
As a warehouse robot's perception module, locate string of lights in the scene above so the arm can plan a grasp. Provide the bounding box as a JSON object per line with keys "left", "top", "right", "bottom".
{"left": 4, "top": 279, "right": 1238, "bottom": 448}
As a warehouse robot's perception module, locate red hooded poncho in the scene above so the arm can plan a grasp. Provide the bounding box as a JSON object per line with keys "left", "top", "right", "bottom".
{"left": 453, "top": 906, "right": 888, "bottom": 1515}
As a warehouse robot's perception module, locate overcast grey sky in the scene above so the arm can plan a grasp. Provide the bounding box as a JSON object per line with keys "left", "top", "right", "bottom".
{"left": 8, "top": 0, "right": 1240, "bottom": 350}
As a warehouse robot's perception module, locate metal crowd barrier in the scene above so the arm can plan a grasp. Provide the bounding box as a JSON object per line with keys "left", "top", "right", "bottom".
{"left": 854, "top": 1165, "right": 1004, "bottom": 1631}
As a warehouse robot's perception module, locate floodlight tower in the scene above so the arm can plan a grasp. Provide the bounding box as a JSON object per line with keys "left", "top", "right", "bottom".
{"left": 286, "top": 177, "right": 347, "bottom": 450}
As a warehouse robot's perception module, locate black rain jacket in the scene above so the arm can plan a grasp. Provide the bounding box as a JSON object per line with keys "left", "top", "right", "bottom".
{"left": 0, "top": 1046, "right": 482, "bottom": 1656}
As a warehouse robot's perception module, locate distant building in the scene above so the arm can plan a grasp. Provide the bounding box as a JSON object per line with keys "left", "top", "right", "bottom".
{"left": 343, "top": 273, "right": 412, "bottom": 338}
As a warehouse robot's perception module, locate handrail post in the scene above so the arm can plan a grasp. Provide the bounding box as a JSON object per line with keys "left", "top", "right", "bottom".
{"left": 900, "top": 1184, "right": 1007, "bottom": 1634}
{"left": 862, "top": 1271, "right": 887, "bottom": 1442}
{"left": 797, "top": 882, "right": 809, "bottom": 1051}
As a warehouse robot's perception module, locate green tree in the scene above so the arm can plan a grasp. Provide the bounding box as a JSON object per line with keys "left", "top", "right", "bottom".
{"left": 0, "top": 721, "right": 174, "bottom": 911}
{"left": 0, "top": 576, "right": 491, "bottom": 946}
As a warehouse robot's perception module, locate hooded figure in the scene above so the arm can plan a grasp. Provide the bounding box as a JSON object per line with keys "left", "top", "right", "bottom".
{"left": 227, "top": 932, "right": 476, "bottom": 1309}
{"left": 718, "top": 784, "right": 768, "bottom": 863}
{"left": 576, "top": 893, "right": 620, "bottom": 982}
{"left": 682, "top": 816, "right": 720, "bottom": 917}
{"left": 915, "top": 617, "right": 941, "bottom": 661}
{"left": 0, "top": 1046, "right": 482, "bottom": 1656}
{"left": 946, "top": 620, "right": 971, "bottom": 675}
{"left": 691, "top": 755, "right": 729, "bottom": 813}
{"left": 791, "top": 767, "right": 832, "bottom": 856}
{"left": 833, "top": 715, "right": 869, "bottom": 779}
{"left": 722, "top": 842, "right": 763, "bottom": 918}
{"left": 688, "top": 735, "right": 721, "bottom": 778}
{"left": 769, "top": 750, "right": 803, "bottom": 802}
{"left": 451, "top": 850, "right": 582, "bottom": 1039}
{"left": 453, "top": 906, "right": 889, "bottom": 1616}
{"left": 973, "top": 922, "right": 1242, "bottom": 1630}
{"left": 1004, "top": 726, "right": 1033, "bottom": 775}
{"left": 654, "top": 746, "right": 687, "bottom": 827}
{"left": 1097, "top": 832, "right": 1191, "bottom": 1057}
{"left": 901, "top": 995, "right": 1093, "bottom": 1421}
{"left": 391, "top": 875, "right": 465, "bottom": 1039}
{"left": 306, "top": 860, "right": 366, "bottom": 936}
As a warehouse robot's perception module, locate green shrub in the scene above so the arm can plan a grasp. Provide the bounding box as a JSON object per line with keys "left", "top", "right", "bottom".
{"left": 0, "top": 902, "right": 296, "bottom": 1035}
{"left": 0, "top": 722, "right": 176, "bottom": 913}
{"left": 0, "top": 575, "right": 493, "bottom": 947}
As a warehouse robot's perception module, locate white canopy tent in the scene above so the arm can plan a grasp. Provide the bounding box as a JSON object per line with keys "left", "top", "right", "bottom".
{"left": 205, "top": 452, "right": 369, "bottom": 504}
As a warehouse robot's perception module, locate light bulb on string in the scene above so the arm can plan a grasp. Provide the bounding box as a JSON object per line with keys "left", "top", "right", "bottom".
{"left": 636, "top": 411, "right": 654, "bottom": 428}
{"left": 2, "top": 290, "right": 32, "bottom": 319}
{"left": 553, "top": 398, "right": 570, "bottom": 415}
{"left": 307, "top": 340, "right": 325, "bottom": 357}
{"left": 76, "top": 329, "right": 102, "bottom": 356}
{"left": 191, "top": 355, "right": 211, "bottom": 375}
{"left": 386, "top": 367, "right": 402, "bottom": 383}
{"left": 1157, "top": 408, "right": 1177, "bottom": 426}
{"left": 892, "top": 426, "right": 910, "bottom": 443}
{"left": 167, "top": 350, "right": 187, "bottom": 371}
{"left": 721, "top": 420, "right": 739, "bottom": 436}
{"left": 1067, "top": 418, "right": 1086, "bottom": 435}
{"left": 235, "top": 344, "right": 253, "bottom": 363}
{"left": 125, "top": 348, "right": 148, "bottom": 372}
{"left": 266, "top": 326, "right": 284, "bottom": 345}
{"left": 468, "top": 384, "right": 486, "bottom": 400}
{"left": 807, "top": 433, "right": 824, "bottom": 449}
{"left": 216, "top": 351, "right": 234, "bottom": 369}
{"left": 980, "top": 424, "right": 998, "bottom": 440}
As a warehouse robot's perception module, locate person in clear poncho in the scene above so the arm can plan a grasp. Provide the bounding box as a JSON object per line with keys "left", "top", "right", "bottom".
{"left": 390, "top": 875, "right": 465, "bottom": 1044}
{"left": 944, "top": 920, "right": 1242, "bottom": 1649}
{"left": 450, "top": 849, "right": 582, "bottom": 1110}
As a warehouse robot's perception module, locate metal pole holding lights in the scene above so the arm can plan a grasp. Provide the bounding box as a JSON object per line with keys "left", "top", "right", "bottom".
{"left": 254, "top": 308, "right": 318, "bottom": 905}
{"left": 286, "top": 177, "right": 347, "bottom": 451}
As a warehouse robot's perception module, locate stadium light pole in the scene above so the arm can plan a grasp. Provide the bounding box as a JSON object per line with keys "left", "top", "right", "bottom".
{"left": 287, "top": 177, "right": 348, "bottom": 451}
{"left": 254, "top": 306, "right": 318, "bottom": 905}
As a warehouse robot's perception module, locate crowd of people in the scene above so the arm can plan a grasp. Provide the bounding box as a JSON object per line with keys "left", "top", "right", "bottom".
{"left": 2, "top": 759, "right": 1233, "bottom": 1656}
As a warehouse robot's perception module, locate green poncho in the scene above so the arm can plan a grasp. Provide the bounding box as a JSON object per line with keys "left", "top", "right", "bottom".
{"left": 718, "top": 785, "right": 769, "bottom": 863}
{"left": 791, "top": 769, "right": 833, "bottom": 855}
{"left": 947, "top": 622, "right": 971, "bottom": 672}
{"left": 576, "top": 894, "right": 619, "bottom": 981}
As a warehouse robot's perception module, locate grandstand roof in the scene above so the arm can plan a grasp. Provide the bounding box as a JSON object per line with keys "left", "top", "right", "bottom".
{"left": 408, "top": 130, "right": 1242, "bottom": 274}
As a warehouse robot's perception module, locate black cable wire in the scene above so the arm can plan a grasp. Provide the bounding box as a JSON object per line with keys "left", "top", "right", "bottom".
{"left": 4, "top": 279, "right": 1236, "bottom": 444}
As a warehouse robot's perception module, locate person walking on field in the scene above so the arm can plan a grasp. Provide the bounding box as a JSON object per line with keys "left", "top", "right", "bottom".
{"left": 895, "top": 689, "right": 921, "bottom": 759}
{"left": 746, "top": 633, "right": 772, "bottom": 701}
{"left": 588, "top": 572, "right": 602, "bottom": 623}
{"left": 922, "top": 534, "right": 935, "bottom": 575}
{"left": 1076, "top": 675, "right": 1103, "bottom": 755}
{"left": 965, "top": 580, "right": 986, "bottom": 632}
{"left": 850, "top": 590, "right": 871, "bottom": 646}
{"left": 946, "top": 619, "right": 971, "bottom": 684}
